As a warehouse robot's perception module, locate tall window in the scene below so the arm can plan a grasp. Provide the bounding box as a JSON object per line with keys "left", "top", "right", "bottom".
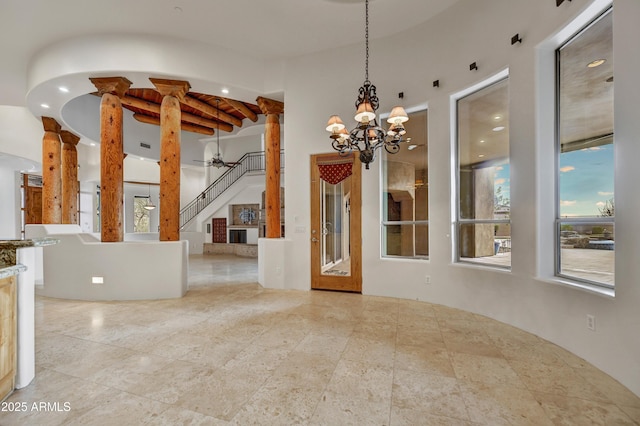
{"left": 556, "top": 9, "right": 614, "bottom": 288}
{"left": 382, "top": 109, "right": 428, "bottom": 258}
{"left": 133, "top": 196, "right": 151, "bottom": 233}
{"left": 455, "top": 77, "right": 511, "bottom": 269}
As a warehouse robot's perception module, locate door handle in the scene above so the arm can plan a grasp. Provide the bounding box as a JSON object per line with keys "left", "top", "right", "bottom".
{"left": 311, "top": 237, "right": 318, "bottom": 243}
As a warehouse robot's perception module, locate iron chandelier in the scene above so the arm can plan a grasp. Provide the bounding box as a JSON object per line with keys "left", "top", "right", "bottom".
{"left": 326, "top": 0, "right": 409, "bottom": 169}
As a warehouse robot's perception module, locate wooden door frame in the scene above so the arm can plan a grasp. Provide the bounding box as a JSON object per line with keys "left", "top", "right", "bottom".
{"left": 310, "top": 153, "right": 362, "bottom": 292}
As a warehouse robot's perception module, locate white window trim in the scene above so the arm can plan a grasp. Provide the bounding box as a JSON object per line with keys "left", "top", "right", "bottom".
{"left": 535, "top": 0, "right": 614, "bottom": 294}
{"left": 379, "top": 104, "right": 430, "bottom": 260}
{"left": 450, "top": 70, "right": 511, "bottom": 269}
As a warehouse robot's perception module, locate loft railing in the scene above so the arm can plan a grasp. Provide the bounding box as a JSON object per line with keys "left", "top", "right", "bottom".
{"left": 180, "top": 150, "right": 284, "bottom": 229}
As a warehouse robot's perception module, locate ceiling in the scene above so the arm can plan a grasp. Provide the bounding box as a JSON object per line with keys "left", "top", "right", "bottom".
{"left": 0, "top": 0, "right": 462, "bottom": 106}
{"left": 0, "top": 1, "right": 611, "bottom": 173}
{"left": 0, "top": 0, "right": 463, "bottom": 171}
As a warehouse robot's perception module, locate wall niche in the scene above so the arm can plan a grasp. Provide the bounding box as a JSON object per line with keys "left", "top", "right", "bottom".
{"left": 229, "top": 204, "right": 259, "bottom": 228}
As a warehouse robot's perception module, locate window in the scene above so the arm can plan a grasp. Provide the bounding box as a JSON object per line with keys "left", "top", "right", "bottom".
{"left": 382, "top": 109, "right": 428, "bottom": 258}
{"left": 556, "top": 9, "right": 614, "bottom": 288}
{"left": 455, "top": 77, "right": 511, "bottom": 269}
{"left": 133, "top": 196, "right": 151, "bottom": 233}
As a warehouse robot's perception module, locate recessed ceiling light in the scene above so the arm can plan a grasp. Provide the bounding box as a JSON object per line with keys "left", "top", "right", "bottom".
{"left": 90, "top": 143, "right": 96, "bottom": 146}
{"left": 408, "top": 144, "right": 418, "bottom": 151}
{"left": 479, "top": 154, "right": 485, "bottom": 158}
{"left": 58, "top": 86, "right": 69, "bottom": 93}
{"left": 493, "top": 115, "right": 502, "bottom": 121}
{"left": 40, "top": 103, "right": 50, "bottom": 109}
{"left": 492, "top": 126, "right": 505, "bottom": 132}
{"left": 587, "top": 59, "right": 606, "bottom": 68}
{"left": 479, "top": 140, "right": 485, "bottom": 144}
{"left": 221, "top": 88, "right": 229, "bottom": 94}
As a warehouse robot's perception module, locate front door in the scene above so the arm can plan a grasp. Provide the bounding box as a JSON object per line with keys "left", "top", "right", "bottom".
{"left": 310, "top": 153, "right": 362, "bottom": 292}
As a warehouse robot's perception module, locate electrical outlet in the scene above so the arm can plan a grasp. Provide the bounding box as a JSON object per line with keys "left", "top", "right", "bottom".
{"left": 425, "top": 275, "right": 431, "bottom": 285}
{"left": 586, "top": 314, "right": 596, "bottom": 331}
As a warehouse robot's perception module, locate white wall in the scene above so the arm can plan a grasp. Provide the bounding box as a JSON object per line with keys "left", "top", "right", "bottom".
{"left": 27, "top": 225, "right": 188, "bottom": 301}
{"left": 0, "top": 169, "right": 20, "bottom": 239}
{"left": 180, "top": 167, "right": 206, "bottom": 208}
{"left": 0, "top": 106, "right": 43, "bottom": 164}
{"left": 281, "top": 0, "right": 640, "bottom": 396}
{"left": 0, "top": 106, "right": 45, "bottom": 240}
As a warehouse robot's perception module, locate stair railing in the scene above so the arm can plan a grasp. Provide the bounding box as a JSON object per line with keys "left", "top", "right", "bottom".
{"left": 180, "top": 150, "right": 284, "bottom": 229}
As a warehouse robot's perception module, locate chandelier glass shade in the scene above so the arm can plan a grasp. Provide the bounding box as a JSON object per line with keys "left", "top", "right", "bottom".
{"left": 326, "top": 0, "right": 408, "bottom": 169}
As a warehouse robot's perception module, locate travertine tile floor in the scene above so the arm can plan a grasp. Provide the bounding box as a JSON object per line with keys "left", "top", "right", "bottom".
{"left": 2, "top": 254, "right": 639, "bottom": 425}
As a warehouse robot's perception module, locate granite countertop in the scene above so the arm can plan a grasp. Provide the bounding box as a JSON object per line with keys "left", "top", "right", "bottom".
{"left": 0, "top": 238, "right": 59, "bottom": 269}
{"left": 0, "top": 263, "right": 27, "bottom": 279}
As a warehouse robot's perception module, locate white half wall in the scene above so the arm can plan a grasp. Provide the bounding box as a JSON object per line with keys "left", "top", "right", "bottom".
{"left": 27, "top": 224, "right": 188, "bottom": 301}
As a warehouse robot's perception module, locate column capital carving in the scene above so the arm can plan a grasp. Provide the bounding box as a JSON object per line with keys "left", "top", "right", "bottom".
{"left": 59, "top": 130, "right": 80, "bottom": 146}
{"left": 256, "top": 97, "right": 284, "bottom": 116}
{"left": 89, "top": 77, "right": 132, "bottom": 97}
{"left": 149, "top": 78, "right": 191, "bottom": 99}
{"left": 41, "top": 116, "right": 61, "bottom": 133}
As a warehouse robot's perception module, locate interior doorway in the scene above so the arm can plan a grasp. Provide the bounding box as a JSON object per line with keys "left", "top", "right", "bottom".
{"left": 310, "top": 153, "right": 362, "bottom": 292}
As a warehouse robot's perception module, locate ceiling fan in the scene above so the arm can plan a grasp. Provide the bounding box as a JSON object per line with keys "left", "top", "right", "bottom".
{"left": 195, "top": 147, "right": 239, "bottom": 168}
{"left": 194, "top": 97, "right": 239, "bottom": 168}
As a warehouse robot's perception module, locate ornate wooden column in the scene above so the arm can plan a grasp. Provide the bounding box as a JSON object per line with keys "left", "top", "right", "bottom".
{"left": 41, "top": 117, "right": 62, "bottom": 224}
{"left": 90, "top": 77, "right": 132, "bottom": 242}
{"left": 60, "top": 130, "right": 80, "bottom": 225}
{"left": 150, "top": 78, "right": 190, "bottom": 241}
{"left": 256, "top": 97, "right": 284, "bottom": 238}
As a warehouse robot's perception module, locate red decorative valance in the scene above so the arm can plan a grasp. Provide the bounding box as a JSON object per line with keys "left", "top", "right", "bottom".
{"left": 318, "top": 161, "right": 353, "bottom": 185}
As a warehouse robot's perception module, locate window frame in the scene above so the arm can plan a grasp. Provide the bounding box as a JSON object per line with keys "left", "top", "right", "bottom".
{"left": 554, "top": 7, "right": 614, "bottom": 290}
{"left": 380, "top": 107, "right": 429, "bottom": 260}
{"left": 452, "top": 71, "right": 511, "bottom": 270}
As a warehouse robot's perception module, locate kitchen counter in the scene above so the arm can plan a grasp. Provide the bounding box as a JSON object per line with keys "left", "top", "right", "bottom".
{"left": 0, "top": 237, "right": 59, "bottom": 390}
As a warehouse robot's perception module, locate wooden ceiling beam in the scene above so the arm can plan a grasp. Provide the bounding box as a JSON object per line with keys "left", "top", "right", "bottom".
{"left": 133, "top": 113, "right": 214, "bottom": 136}
{"left": 120, "top": 95, "right": 234, "bottom": 132}
{"left": 222, "top": 97, "right": 258, "bottom": 122}
{"left": 181, "top": 95, "right": 243, "bottom": 127}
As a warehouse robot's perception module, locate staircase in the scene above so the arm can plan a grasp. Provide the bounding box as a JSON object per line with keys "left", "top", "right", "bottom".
{"left": 180, "top": 150, "right": 284, "bottom": 229}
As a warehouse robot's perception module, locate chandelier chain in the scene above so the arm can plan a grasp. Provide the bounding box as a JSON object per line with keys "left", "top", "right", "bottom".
{"left": 216, "top": 98, "right": 220, "bottom": 157}
{"left": 365, "top": 0, "right": 369, "bottom": 83}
